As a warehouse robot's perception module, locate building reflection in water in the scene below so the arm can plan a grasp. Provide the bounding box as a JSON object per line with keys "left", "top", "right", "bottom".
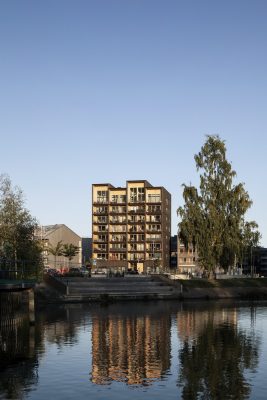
{"left": 91, "top": 304, "right": 171, "bottom": 385}
{"left": 176, "top": 304, "right": 260, "bottom": 400}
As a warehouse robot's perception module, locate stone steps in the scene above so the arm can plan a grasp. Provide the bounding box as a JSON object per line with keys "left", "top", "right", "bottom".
{"left": 52, "top": 275, "right": 180, "bottom": 301}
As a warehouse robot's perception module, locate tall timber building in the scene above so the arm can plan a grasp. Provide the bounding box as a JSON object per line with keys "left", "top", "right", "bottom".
{"left": 92, "top": 180, "right": 171, "bottom": 273}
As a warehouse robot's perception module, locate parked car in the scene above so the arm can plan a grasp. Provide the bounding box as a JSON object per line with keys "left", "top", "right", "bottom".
{"left": 66, "top": 267, "right": 83, "bottom": 277}
{"left": 45, "top": 268, "right": 62, "bottom": 277}
{"left": 80, "top": 266, "right": 90, "bottom": 277}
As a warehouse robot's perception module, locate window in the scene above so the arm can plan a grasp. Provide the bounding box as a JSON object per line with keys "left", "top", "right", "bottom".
{"left": 111, "top": 195, "right": 118, "bottom": 203}
{"left": 96, "top": 253, "right": 107, "bottom": 259}
{"left": 148, "top": 224, "right": 161, "bottom": 231}
{"left": 130, "top": 187, "right": 145, "bottom": 202}
{"left": 98, "top": 235, "right": 107, "bottom": 242}
{"left": 148, "top": 194, "right": 161, "bottom": 203}
{"left": 147, "top": 205, "right": 161, "bottom": 213}
{"left": 98, "top": 225, "right": 108, "bottom": 232}
{"left": 96, "top": 190, "right": 108, "bottom": 203}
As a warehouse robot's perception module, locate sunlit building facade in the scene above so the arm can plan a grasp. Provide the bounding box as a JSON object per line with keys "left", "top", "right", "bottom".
{"left": 92, "top": 180, "right": 171, "bottom": 273}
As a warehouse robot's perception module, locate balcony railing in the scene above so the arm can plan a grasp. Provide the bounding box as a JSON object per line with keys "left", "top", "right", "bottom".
{"left": 93, "top": 210, "right": 108, "bottom": 215}
{"left": 128, "top": 248, "right": 145, "bottom": 252}
{"left": 94, "top": 219, "right": 108, "bottom": 224}
{"left": 128, "top": 220, "right": 145, "bottom": 225}
{"left": 109, "top": 248, "right": 127, "bottom": 252}
{"left": 93, "top": 248, "right": 108, "bottom": 252}
{"left": 94, "top": 198, "right": 109, "bottom": 204}
{"left": 146, "top": 209, "right": 161, "bottom": 214}
{"left": 109, "top": 209, "right": 127, "bottom": 214}
{"left": 128, "top": 208, "right": 145, "bottom": 214}
{"left": 147, "top": 248, "right": 162, "bottom": 252}
{"left": 146, "top": 218, "right": 161, "bottom": 223}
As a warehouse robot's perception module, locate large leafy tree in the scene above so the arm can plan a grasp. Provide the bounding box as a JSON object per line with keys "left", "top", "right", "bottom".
{"left": 0, "top": 174, "right": 42, "bottom": 277}
{"left": 177, "top": 135, "right": 260, "bottom": 276}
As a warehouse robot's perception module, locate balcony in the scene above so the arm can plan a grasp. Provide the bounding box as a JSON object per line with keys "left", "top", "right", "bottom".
{"left": 93, "top": 248, "right": 108, "bottom": 253}
{"left": 146, "top": 209, "right": 161, "bottom": 215}
{"left": 93, "top": 229, "right": 108, "bottom": 234}
{"left": 146, "top": 229, "right": 162, "bottom": 233}
{"left": 147, "top": 248, "right": 162, "bottom": 253}
{"left": 128, "top": 208, "right": 145, "bottom": 214}
{"left": 146, "top": 219, "right": 161, "bottom": 224}
{"left": 128, "top": 198, "right": 145, "bottom": 204}
{"left": 93, "top": 219, "right": 108, "bottom": 224}
{"left": 110, "top": 219, "right": 127, "bottom": 224}
{"left": 93, "top": 211, "right": 108, "bottom": 216}
{"left": 110, "top": 229, "right": 127, "bottom": 234}
{"left": 128, "top": 249, "right": 145, "bottom": 253}
{"left": 128, "top": 257, "right": 145, "bottom": 262}
{"left": 110, "top": 235, "right": 126, "bottom": 242}
{"left": 110, "top": 200, "right": 126, "bottom": 205}
{"left": 128, "top": 219, "right": 145, "bottom": 224}
{"left": 128, "top": 238, "right": 145, "bottom": 243}
{"left": 109, "top": 209, "right": 127, "bottom": 215}
{"left": 109, "top": 247, "right": 127, "bottom": 252}
{"left": 93, "top": 239, "right": 108, "bottom": 244}
{"left": 93, "top": 198, "right": 109, "bottom": 205}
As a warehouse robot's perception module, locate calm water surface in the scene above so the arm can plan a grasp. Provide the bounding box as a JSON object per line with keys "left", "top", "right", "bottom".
{"left": 1, "top": 300, "right": 267, "bottom": 400}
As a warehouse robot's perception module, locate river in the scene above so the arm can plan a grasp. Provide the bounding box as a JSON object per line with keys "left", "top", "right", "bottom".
{"left": 1, "top": 300, "right": 267, "bottom": 399}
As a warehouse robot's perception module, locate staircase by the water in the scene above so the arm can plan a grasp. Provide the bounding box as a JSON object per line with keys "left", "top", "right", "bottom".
{"left": 56, "top": 275, "right": 180, "bottom": 301}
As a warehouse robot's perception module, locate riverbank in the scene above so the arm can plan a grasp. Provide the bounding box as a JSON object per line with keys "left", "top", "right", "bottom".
{"left": 161, "top": 277, "right": 267, "bottom": 300}
{"left": 35, "top": 276, "right": 267, "bottom": 303}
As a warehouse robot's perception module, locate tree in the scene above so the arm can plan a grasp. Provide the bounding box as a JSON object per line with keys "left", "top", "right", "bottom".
{"left": 62, "top": 243, "right": 79, "bottom": 267}
{"left": 0, "top": 174, "right": 42, "bottom": 277}
{"left": 241, "top": 221, "right": 261, "bottom": 276}
{"left": 47, "top": 240, "right": 64, "bottom": 269}
{"left": 177, "top": 136, "right": 260, "bottom": 277}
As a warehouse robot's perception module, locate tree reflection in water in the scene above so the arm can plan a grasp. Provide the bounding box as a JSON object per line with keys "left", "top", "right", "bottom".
{"left": 178, "top": 318, "right": 259, "bottom": 400}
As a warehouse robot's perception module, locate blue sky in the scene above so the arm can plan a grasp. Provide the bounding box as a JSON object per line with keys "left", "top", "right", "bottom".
{"left": 1, "top": 0, "right": 267, "bottom": 245}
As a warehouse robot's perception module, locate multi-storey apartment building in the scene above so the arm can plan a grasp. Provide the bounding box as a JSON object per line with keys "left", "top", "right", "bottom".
{"left": 92, "top": 180, "right": 171, "bottom": 273}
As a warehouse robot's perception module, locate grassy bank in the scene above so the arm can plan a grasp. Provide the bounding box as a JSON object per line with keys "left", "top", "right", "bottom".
{"left": 181, "top": 278, "right": 267, "bottom": 289}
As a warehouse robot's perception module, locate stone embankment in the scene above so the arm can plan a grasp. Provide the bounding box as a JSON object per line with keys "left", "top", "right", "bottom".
{"left": 159, "top": 275, "right": 267, "bottom": 300}
{"left": 38, "top": 274, "right": 180, "bottom": 303}
{"left": 37, "top": 274, "right": 267, "bottom": 303}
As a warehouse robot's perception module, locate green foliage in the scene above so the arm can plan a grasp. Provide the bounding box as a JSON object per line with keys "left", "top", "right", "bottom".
{"left": 62, "top": 243, "right": 79, "bottom": 261}
{"left": 0, "top": 174, "right": 43, "bottom": 277}
{"left": 47, "top": 240, "right": 64, "bottom": 268}
{"left": 47, "top": 240, "right": 63, "bottom": 257}
{"left": 177, "top": 135, "right": 261, "bottom": 275}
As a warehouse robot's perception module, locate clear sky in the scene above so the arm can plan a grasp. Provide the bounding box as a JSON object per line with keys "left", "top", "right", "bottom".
{"left": 1, "top": 0, "right": 267, "bottom": 245}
